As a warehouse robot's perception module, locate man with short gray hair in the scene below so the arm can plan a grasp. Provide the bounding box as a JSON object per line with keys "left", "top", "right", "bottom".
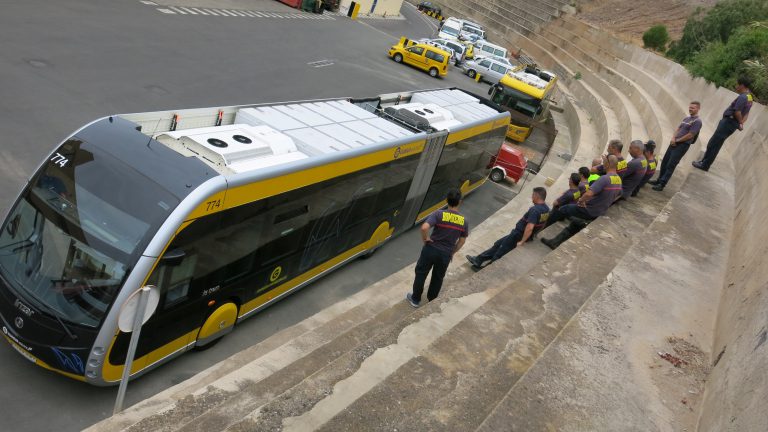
{"left": 619, "top": 140, "right": 647, "bottom": 200}
{"left": 650, "top": 101, "right": 702, "bottom": 191}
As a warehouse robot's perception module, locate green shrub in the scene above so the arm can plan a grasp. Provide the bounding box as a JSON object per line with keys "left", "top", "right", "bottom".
{"left": 643, "top": 25, "right": 670, "bottom": 51}
{"left": 668, "top": 0, "right": 768, "bottom": 63}
{"left": 687, "top": 24, "right": 768, "bottom": 101}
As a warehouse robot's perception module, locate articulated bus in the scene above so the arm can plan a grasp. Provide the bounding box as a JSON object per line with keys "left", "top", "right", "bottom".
{"left": 0, "top": 88, "right": 510, "bottom": 385}
{"left": 489, "top": 64, "right": 558, "bottom": 142}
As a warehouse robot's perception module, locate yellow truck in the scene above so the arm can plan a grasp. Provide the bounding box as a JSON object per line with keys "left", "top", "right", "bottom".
{"left": 489, "top": 64, "right": 558, "bottom": 142}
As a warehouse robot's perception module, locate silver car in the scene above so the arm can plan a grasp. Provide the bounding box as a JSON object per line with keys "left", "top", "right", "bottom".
{"left": 462, "top": 57, "right": 514, "bottom": 83}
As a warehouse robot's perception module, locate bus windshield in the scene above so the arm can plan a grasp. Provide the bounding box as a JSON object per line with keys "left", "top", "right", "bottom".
{"left": 0, "top": 139, "right": 178, "bottom": 327}
{"left": 492, "top": 84, "right": 543, "bottom": 118}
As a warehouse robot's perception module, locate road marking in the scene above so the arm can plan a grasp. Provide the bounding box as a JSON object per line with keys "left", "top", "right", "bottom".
{"left": 308, "top": 59, "right": 335, "bottom": 68}
{"left": 143, "top": 3, "right": 337, "bottom": 21}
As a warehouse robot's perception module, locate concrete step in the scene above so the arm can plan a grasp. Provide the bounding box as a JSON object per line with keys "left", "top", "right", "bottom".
{"left": 490, "top": 0, "right": 552, "bottom": 24}
{"left": 542, "top": 24, "right": 669, "bottom": 144}
{"left": 537, "top": 27, "right": 642, "bottom": 145}
{"left": 556, "top": 17, "right": 687, "bottom": 148}
{"left": 248, "top": 180, "right": 674, "bottom": 431}
{"left": 440, "top": 1, "right": 538, "bottom": 37}
{"left": 477, "top": 156, "right": 735, "bottom": 431}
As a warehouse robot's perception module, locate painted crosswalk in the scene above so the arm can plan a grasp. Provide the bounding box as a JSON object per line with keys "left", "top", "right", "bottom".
{"left": 144, "top": 2, "right": 338, "bottom": 20}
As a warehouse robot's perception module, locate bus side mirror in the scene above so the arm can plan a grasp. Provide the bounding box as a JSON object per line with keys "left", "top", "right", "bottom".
{"left": 161, "top": 248, "right": 186, "bottom": 266}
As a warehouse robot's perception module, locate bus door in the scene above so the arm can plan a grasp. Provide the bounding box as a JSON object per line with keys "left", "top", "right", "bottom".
{"left": 138, "top": 214, "right": 227, "bottom": 366}
{"left": 392, "top": 130, "right": 448, "bottom": 235}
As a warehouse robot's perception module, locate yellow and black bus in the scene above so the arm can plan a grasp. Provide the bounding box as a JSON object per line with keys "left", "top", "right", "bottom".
{"left": 0, "top": 88, "right": 509, "bottom": 385}
{"left": 489, "top": 64, "right": 558, "bottom": 142}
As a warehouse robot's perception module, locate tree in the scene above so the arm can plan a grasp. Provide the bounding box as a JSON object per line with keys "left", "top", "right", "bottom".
{"left": 643, "top": 25, "right": 670, "bottom": 51}
{"left": 687, "top": 23, "right": 768, "bottom": 101}
{"left": 667, "top": 0, "right": 768, "bottom": 64}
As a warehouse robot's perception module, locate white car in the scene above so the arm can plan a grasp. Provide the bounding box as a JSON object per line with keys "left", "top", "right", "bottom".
{"left": 472, "top": 55, "right": 515, "bottom": 68}
{"left": 462, "top": 57, "right": 515, "bottom": 83}
{"left": 418, "top": 38, "right": 464, "bottom": 65}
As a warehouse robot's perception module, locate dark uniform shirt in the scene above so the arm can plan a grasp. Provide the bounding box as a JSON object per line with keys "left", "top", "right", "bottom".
{"left": 425, "top": 209, "right": 469, "bottom": 254}
{"left": 515, "top": 203, "right": 550, "bottom": 235}
{"left": 586, "top": 174, "right": 622, "bottom": 218}
{"left": 621, "top": 156, "right": 647, "bottom": 199}
{"left": 596, "top": 156, "right": 626, "bottom": 177}
{"left": 554, "top": 187, "right": 581, "bottom": 208}
{"left": 723, "top": 92, "right": 754, "bottom": 118}
{"left": 675, "top": 116, "right": 702, "bottom": 142}
{"left": 578, "top": 180, "right": 589, "bottom": 193}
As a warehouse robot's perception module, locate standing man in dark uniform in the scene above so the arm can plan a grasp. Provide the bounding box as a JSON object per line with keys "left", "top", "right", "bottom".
{"left": 633, "top": 140, "right": 657, "bottom": 196}
{"left": 407, "top": 188, "right": 468, "bottom": 308}
{"left": 541, "top": 155, "right": 623, "bottom": 249}
{"left": 465, "top": 187, "right": 549, "bottom": 271}
{"left": 693, "top": 77, "right": 754, "bottom": 171}
{"left": 618, "top": 140, "right": 647, "bottom": 200}
{"left": 649, "top": 102, "right": 702, "bottom": 191}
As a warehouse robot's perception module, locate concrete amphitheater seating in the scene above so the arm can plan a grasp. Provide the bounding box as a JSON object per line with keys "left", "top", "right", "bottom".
{"left": 88, "top": 5, "right": 766, "bottom": 432}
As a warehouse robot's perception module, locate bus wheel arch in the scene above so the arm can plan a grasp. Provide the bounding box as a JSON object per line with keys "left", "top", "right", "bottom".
{"left": 194, "top": 301, "right": 239, "bottom": 351}
{"left": 360, "top": 221, "right": 392, "bottom": 259}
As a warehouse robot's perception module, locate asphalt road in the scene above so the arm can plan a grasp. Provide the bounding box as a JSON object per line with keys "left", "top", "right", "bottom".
{"left": 0, "top": 1, "right": 512, "bottom": 431}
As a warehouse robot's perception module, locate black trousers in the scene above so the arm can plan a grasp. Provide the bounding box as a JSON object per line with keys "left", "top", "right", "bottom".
{"left": 657, "top": 142, "right": 691, "bottom": 186}
{"left": 701, "top": 117, "right": 739, "bottom": 169}
{"left": 547, "top": 204, "right": 594, "bottom": 227}
{"left": 476, "top": 229, "right": 523, "bottom": 265}
{"left": 412, "top": 244, "right": 451, "bottom": 302}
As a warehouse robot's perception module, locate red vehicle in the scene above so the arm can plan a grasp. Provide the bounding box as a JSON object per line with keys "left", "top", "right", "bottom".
{"left": 488, "top": 143, "right": 527, "bottom": 183}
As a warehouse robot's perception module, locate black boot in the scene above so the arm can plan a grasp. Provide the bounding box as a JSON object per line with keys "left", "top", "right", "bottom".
{"left": 540, "top": 227, "right": 573, "bottom": 250}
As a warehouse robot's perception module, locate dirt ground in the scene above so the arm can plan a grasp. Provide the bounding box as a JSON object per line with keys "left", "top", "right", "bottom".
{"left": 575, "top": 0, "right": 720, "bottom": 46}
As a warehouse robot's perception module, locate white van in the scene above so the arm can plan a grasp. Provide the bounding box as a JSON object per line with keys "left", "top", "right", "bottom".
{"left": 437, "top": 17, "right": 463, "bottom": 41}
{"left": 460, "top": 21, "right": 485, "bottom": 42}
{"left": 474, "top": 40, "right": 508, "bottom": 59}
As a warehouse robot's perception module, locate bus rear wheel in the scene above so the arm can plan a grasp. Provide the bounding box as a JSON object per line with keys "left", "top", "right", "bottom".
{"left": 194, "top": 302, "right": 238, "bottom": 351}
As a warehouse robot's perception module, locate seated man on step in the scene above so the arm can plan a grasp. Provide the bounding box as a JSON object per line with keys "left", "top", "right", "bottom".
{"left": 465, "top": 187, "right": 550, "bottom": 271}
{"left": 541, "top": 155, "right": 623, "bottom": 250}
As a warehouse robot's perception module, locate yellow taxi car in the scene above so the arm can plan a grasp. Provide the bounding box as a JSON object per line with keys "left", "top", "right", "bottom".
{"left": 388, "top": 37, "right": 450, "bottom": 78}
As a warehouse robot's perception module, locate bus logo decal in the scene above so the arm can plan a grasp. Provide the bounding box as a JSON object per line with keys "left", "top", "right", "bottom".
{"left": 394, "top": 147, "right": 401, "bottom": 159}
{"left": 270, "top": 266, "right": 282, "bottom": 282}
{"left": 14, "top": 317, "right": 23, "bottom": 329}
